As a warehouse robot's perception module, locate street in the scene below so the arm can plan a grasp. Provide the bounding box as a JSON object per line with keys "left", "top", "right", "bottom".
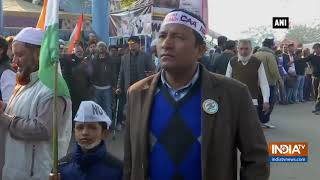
{"left": 107, "top": 102, "right": 319, "bottom": 180}
{"left": 265, "top": 102, "right": 319, "bottom": 180}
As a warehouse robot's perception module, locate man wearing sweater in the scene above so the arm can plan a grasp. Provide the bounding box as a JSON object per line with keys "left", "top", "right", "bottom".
{"left": 124, "top": 9, "right": 269, "bottom": 180}
{"left": 226, "top": 39, "right": 270, "bottom": 126}
{"left": 253, "top": 38, "right": 282, "bottom": 128}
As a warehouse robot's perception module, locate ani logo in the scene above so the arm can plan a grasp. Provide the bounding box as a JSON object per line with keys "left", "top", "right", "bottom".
{"left": 272, "top": 17, "right": 289, "bottom": 29}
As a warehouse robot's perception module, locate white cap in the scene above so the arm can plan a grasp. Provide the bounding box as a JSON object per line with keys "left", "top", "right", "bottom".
{"left": 14, "top": 27, "right": 44, "bottom": 46}
{"left": 59, "top": 39, "right": 65, "bottom": 45}
{"left": 74, "top": 101, "right": 112, "bottom": 129}
{"left": 59, "top": 39, "right": 65, "bottom": 49}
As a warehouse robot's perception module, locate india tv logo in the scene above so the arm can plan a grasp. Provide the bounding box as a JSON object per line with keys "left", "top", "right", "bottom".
{"left": 268, "top": 142, "right": 308, "bottom": 162}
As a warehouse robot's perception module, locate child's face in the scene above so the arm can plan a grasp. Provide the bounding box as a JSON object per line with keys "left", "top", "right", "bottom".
{"left": 75, "top": 122, "right": 107, "bottom": 151}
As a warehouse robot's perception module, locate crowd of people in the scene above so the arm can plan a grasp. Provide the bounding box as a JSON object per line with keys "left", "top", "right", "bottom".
{"left": 58, "top": 34, "right": 155, "bottom": 132}
{"left": 0, "top": 7, "right": 318, "bottom": 180}
{"left": 0, "top": 27, "right": 157, "bottom": 179}
{"left": 206, "top": 36, "right": 320, "bottom": 119}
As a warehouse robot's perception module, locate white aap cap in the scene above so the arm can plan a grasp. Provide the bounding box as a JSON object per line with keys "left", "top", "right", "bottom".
{"left": 74, "top": 101, "right": 112, "bottom": 129}
{"left": 14, "top": 27, "right": 44, "bottom": 46}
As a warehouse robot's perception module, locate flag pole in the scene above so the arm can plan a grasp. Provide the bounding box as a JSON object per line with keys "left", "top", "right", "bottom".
{"left": 52, "top": 0, "right": 59, "bottom": 177}
{"left": 49, "top": 61, "right": 59, "bottom": 180}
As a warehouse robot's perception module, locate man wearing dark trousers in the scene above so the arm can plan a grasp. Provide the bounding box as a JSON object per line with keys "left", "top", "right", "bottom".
{"left": 116, "top": 36, "right": 155, "bottom": 128}
{"left": 303, "top": 43, "right": 320, "bottom": 115}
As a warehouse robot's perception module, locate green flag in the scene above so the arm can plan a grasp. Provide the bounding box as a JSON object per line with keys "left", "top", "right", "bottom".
{"left": 39, "top": 0, "right": 70, "bottom": 97}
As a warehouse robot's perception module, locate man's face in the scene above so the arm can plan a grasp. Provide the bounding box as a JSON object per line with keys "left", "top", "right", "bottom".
{"left": 288, "top": 45, "right": 295, "bottom": 54}
{"left": 109, "top": 48, "right": 118, "bottom": 57}
{"left": 238, "top": 42, "right": 252, "bottom": 58}
{"left": 118, "top": 48, "right": 124, "bottom": 56}
{"left": 12, "top": 41, "right": 39, "bottom": 85}
{"left": 157, "top": 24, "right": 205, "bottom": 72}
{"left": 314, "top": 47, "right": 320, "bottom": 55}
{"left": 303, "top": 49, "right": 310, "bottom": 57}
{"left": 89, "top": 43, "right": 97, "bottom": 54}
{"left": 75, "top": 122, "right": 107, "bottom": 151}
{"left": 296, "top": 52, "right": 302, "bottom": 58}
{"left": 98, "top": 44, "right": 108, "bottom": 55}
{"left": 89, "top": 33, "right": 97, "bottom": 42}
{"left": 128, "top": 42, "right": 140, "bottom": 53}
{"left": 74, "top": 45, "right": 84, "bottom": 58}
{"left": 283, "top": 46, "right": 288, "bottom": 53}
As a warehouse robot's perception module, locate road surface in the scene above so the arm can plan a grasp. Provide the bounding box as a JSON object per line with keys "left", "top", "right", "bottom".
{"left": 107, "top": 101, "right": 319, "bottom": 180}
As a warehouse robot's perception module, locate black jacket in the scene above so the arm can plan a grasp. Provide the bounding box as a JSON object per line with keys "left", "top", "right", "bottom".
{"left": 303, "top": 54, "right": 320, "bottom": 78}
{"left": 199, "top": 56, "right": 212, "bottom": 71}
{"left": 91, "top": 55, "right": 115, "bottom": 87}
{"left": 212, "top": 51, "right": 235, "bottom": 75}
{"left": 60, "top": 54, "right": 93, "bottom": 117}
{"left": 294, "top": 58, "right": 307, "bottom": 75}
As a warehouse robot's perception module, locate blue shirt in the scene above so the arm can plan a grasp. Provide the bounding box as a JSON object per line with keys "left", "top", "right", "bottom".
{"left": 159, "top": 65, "right": 200, "bottom": 101}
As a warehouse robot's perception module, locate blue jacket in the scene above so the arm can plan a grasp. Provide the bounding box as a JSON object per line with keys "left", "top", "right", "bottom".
{"left": 59, "top": 141, "right": 122, "bottom": 180}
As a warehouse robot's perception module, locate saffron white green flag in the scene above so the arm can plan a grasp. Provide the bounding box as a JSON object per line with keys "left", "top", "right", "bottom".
{"left": 39, "top": 0, "right": 70, "bottom": 97}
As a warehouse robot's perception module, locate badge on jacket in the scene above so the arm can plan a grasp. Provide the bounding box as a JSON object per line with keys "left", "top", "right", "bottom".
{"left": 203, "top": 99, "right": 219, "bottom": 115}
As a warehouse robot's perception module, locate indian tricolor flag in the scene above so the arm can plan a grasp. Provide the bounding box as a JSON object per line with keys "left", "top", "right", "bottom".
{"left": 67, "top": 14, "right": 84, "bottom": 54}
{"left": 37, "top": 0, "right": 70, "bottom": 97}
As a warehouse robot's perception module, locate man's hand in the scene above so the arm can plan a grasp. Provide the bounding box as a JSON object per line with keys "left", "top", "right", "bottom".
{"left": 262, "top": 103, "right": 270, "bottom": 114}
{"left": 115, "top": 88, "right": 121, "bottom": 95}
{"left": 49, "top": 173, "right": 60, "bottom": 180}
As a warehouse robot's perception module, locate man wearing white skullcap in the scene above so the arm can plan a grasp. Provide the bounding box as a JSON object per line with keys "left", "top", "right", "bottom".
{"left": 124, "top": 9, "right": 269, "bottom": 180}
{"left": 0, "top": 27, "right": 72, "bottom": 180}
{"left": 58, "top": 101, "right": 122, "bottom": 180}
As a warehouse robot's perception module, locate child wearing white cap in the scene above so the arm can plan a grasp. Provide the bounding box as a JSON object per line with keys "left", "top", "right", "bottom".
{"left": 58, "top": 101, "right": 122, "bottom": 180}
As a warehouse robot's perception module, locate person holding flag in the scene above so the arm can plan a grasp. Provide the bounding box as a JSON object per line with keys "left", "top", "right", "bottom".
{"left": 0, "top": 27, "right": 72, "bottom": 179}
{"left": 58, "top": 101, "right": 122, "bottom": 180}
{"left": 67, "top": 14, "right": 84, "bottom": 54}
{"left": 0, "top": 0, "right": 73, "bottom": 179}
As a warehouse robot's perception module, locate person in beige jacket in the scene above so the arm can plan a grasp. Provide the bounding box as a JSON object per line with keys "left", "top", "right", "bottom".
{"left": 253, "top": 38, "right": 281, "bottom": 128}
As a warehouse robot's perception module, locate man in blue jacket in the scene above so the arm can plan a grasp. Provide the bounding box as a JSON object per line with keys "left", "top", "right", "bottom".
{"left": 59, "top": 101, "right": 123, "bottom": 180}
